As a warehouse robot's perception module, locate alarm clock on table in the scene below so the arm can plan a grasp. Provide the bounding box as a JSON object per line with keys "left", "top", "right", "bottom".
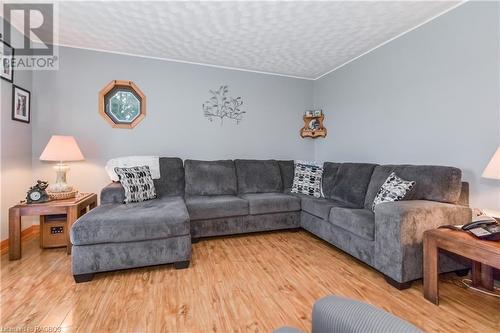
{"left": 26, "top": 180, "right": 50, "bottom": 204}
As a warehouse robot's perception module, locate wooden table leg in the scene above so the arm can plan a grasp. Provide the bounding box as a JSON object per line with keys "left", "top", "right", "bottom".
{"left": 9, "top": 207, "right": 22, "bottom": 260}
{"left": 472, "top": 261, "right": 481, "bottom": 287}
{"left": 423, "top": 234, "right": 440, "bottom": 305}
{"left": 480, "top": 264, "right": 494, "bottom": 291}
{"left": 39, "top": 216, "right": 46, "bottom": 249}
{"left": 66, "top": 206, "right": 78, "bottom": 255}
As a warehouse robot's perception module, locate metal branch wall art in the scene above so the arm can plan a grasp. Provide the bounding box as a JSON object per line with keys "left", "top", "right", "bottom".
{"left": 203, "top": 85, "right": 245, "bottom": 124}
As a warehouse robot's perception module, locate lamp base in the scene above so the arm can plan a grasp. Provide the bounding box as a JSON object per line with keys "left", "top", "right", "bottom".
{"left": 47, "top": 183, "right": 74, "bottom": 193}
{"left": 48, "top": 163, "right": 74, "bottom": 193}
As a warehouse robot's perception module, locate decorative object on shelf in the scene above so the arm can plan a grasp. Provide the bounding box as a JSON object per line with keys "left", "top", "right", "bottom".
{"left": 300, "top": 109, "right": 326, "bottom": 138}
{"left": 1, "top": 40, "right": 14, "bottom": 83}
{"left": 99, "top": 80, "right": 146, "bottom": 129}
{"left": 26, "top": 180, "right": 50, "bottom": 204}
{"left": 39, "top": 135, "right": 85, "bottom": 199}
{"left": 11, "top": 85, "right": 30, "bottom": 123}
{"left": 203, "top": 85, "right": 245, "bottom": 124}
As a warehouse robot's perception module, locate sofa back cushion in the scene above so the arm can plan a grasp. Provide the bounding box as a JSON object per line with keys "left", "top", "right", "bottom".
{"left": 185, "top": 160, "right": 237, "bottom": 196}
{"left": 154, "top": 157, "right": 185, "bottom": 197}
{"left": 235, "top": 159, "right": 283, "bottom": 194}
{"left": 364, "top": 165, "right": 462, "bottom": 209}
{"left": 328, "top": 163, "right": 377, "bottom": 207}
{"left": 278, "top": 160, "right": 295, "bottom": 193}
{"left": 321, "top": 162, "right": 341, "bottom": 198}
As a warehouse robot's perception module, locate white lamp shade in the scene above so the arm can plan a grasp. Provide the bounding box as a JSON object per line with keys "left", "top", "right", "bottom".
{"left": 482, "top": 147, "right": 500, "bottom": 180}
{"left": 39, "top": 135, "right": 85, "bottom": 162}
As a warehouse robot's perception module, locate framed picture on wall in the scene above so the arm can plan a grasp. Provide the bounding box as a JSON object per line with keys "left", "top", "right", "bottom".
{"left": 1, "top": 40, "right": 14, "bottom": 83}
{"left": 12, "top": 85, "right": 31, "bottom": 123}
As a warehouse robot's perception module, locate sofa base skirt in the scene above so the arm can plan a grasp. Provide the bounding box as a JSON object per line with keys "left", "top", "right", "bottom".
{"left": 71, "top": 235, "right": 192, "bottom": 275}
{"left": 191, "top": 211, "right": 300, "bottom": 238}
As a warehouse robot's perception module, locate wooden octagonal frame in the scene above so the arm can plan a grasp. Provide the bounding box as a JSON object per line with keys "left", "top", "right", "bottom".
{"left": 99, "top": 80, "right": 146, "bottom": 129}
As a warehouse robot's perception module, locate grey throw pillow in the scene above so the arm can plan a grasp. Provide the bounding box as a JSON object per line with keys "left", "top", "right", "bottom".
{"left": 372, "top": 172, "right": 415, "bottom": 211}
{"left": 115, "top": 166, "right": 157, "bottom": 203}
{"left": 291, "top": 161, "right": 323, "bottom": 198}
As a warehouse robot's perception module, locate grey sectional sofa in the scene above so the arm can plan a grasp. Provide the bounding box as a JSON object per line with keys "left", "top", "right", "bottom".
{"left": 70, "top": 158, "right": 471, "bottom": 289}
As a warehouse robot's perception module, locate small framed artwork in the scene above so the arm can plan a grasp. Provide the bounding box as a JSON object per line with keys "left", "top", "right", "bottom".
{"left": 12, "top": 85, "right": 31, "bottom": 123}
{"left": 1, "top": 40, "right": 14, "bottom": 83}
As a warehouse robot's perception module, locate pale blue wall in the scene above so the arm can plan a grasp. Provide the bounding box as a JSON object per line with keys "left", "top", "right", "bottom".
{"left": 31, "top": 47, "right": 314, "bottom": 196}
{"left": 0, "top": 22, "right": 34, "bottom": 239}
{"left": 313, "top": 2, "right": 500, "bottom": 210}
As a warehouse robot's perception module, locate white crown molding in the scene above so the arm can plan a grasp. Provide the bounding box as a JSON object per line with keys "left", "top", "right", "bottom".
{"left": 314, "top": 1, "right": 466, "bottom": 80}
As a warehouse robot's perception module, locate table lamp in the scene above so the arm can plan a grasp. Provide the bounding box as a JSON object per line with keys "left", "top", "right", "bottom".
{"left": 39, "top": 135, "right": 84, "bottom": 198}
{"left": 482, "top": 146, "right": 500, "bottom": 180}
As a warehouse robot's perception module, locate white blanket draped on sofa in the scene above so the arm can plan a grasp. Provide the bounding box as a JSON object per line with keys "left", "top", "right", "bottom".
{"left": 105, "top": 156, "right": 160, "bottom": 181}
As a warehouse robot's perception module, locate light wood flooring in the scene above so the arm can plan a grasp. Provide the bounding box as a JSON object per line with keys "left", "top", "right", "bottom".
{"left": 1, "top": 230, "right": 499, "bottom": 332}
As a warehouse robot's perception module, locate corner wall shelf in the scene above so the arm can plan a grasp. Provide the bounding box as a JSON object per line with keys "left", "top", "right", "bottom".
{"left": 300, "top": 114, "right": 327, "bottom": 138}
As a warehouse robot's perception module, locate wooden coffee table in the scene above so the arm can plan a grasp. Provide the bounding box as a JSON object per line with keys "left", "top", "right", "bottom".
{"left": 9, "top": 193, "right": 97, "bottom": 260}
{"left": 423, "top": 228, "right": 500, "bottom": 305}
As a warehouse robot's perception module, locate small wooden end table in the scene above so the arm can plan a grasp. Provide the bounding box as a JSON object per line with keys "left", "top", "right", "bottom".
{"left": 9, "top": 193, "right": 97, "bottom": 260}
{"left": 423, "top": 228, "right": 500, "bottom": 305}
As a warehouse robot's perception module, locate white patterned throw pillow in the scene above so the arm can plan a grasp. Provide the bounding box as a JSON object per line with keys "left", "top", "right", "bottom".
{"left": 291, "top": 161, "right": 323, "bottom": 198}
{"left": 372, "top": 172, "right": 415, "bottom": 211}
{"left": 115, "top": 166, "right": 157, "bottom": 203}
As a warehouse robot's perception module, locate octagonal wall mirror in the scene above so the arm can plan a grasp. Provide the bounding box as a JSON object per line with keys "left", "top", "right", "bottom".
{"left": 99, "top": 80, "right": 146, "bottom": 129}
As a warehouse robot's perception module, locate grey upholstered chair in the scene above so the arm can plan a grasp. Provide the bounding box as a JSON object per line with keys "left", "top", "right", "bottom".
{"left": 274, "top": 296, "right": 422, "bottom": 333}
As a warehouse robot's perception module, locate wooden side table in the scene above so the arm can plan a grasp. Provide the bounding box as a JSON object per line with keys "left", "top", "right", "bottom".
{"left": 423, "top": 228, "right": 500, "bottom": 305}
{"left": 9, "top": 193, "right": 97, "bottom": 260}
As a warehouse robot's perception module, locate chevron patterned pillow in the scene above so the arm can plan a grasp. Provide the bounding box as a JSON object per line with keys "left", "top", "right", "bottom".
{"left": 115, "top": 166, "right": 157, "bottom": 203}
{"left": 372, "top": 172, "right": 415, "bottom": 211}
{"left": 291, "top": 161, "right": 323, "bottom": 198}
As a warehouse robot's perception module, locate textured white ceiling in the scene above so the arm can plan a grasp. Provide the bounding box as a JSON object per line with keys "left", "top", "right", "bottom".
{"left": 9, "top": 1, "right": 462, "bottom": 79}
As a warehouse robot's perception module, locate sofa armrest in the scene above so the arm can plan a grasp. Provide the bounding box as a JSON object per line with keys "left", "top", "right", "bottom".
{"left": 100, "top": 182, "right": 125, "bottom": 205}
{"left": 374, "top": 200, "right": 471, "bottom": 283}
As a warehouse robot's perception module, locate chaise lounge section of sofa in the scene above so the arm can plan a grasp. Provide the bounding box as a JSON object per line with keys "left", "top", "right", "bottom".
{"left": 70, "top": 157, "right": 191, "bottom": 282}
{"left": 71, "top": 158, "right": 471, "bottom": 288}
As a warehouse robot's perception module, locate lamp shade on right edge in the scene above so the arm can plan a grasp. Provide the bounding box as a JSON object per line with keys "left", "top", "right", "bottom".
{"left": 482, "top": 146, "right": 500, "bottom": 180}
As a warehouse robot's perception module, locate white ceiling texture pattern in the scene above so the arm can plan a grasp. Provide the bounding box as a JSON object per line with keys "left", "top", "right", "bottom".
{"left": 9, "top": 1, "right": 463, "bottom": 79}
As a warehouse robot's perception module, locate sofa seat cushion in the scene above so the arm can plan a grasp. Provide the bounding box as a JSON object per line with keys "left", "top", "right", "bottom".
{"left": 185, "top": 195, "right": 249, "bottom": 220}
{"left": 300, "top": 195, "right": 357, "bottom": 220}
{"left": 328, "top": 207, "right": 375, "bottom": 241}
{"left": 240, "top": 193, "right": 301, "bottom": 215}
{"left": 71, "top": 196, "right": 189, "bottom": 246}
